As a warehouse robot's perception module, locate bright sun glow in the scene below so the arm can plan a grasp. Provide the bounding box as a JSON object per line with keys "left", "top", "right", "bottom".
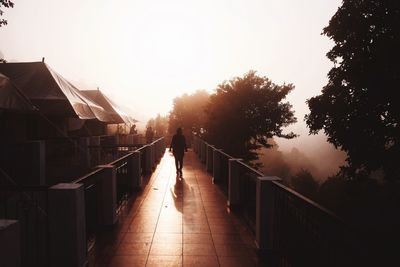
{"left": 0, "top": 0, "right": 341, "bottom": 148}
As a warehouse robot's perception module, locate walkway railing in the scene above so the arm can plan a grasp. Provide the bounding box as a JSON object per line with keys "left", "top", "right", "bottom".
{"left": 72, "top": 137, "right": 166, "bottom": 247}
{"left": 0, "top": 185, "right": 50, "bottom": 267}
{"left": 235, "top": 160, "right": 261, "bottom": 234}
{"left": 1, "top": 137, "right": 166, "bottom": 267}
{"left": 193, "top": 136, "right": 361, "bottom": 267}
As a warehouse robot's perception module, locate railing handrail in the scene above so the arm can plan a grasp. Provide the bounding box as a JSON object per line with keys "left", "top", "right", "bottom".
{"left": 196, "top": 136, "right": 344, "bottom": 224}
{"left": 109, "top": 152, "right": 134, "bottom": 166}
{"left": 88, "top": 144, "right": 144, "bottom": 148}
{"left": 149, "top": 137, "right": 165, "bottom": 146}
{"left": 72, "top": 137, "right": 165, "bottom": 184}
{"left": 270, "top": 180, "right": 344, "bottom": 223}
{"left": 236, "top": 159, "right": 264, "bottom": 177}
{"left": 72, "top": 167, "right": 105, "bottom": 184}
{"left": 213, "top": 147, "right": 233, "bottom": 159}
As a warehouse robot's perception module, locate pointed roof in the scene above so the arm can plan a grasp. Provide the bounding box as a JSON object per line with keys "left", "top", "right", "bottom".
{"left": 0, "top": 73, "right": 35, "bottom": 111}
{"left": 81, "top": 89, "right": 137, "bottom": 124}
{"left": 0, "top": 62, "right": 112, "bottom": 121}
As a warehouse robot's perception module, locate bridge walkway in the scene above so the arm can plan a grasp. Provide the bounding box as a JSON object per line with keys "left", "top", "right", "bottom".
{"left": 92, "top": 150, "right": 266, "bottom": 267}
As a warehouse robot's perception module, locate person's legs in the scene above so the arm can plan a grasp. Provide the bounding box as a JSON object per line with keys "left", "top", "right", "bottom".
{"left": 180, "top": 156, "right": 184, "bottom": 172}
{"left": 174, "top": 155, "right": 179, "bottom": 174}
{"left": 178, "top": 155, "right": 184, "bottom": 175}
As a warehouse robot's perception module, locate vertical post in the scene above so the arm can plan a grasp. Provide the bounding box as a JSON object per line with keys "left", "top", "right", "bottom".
{"left": 0, "top": 220, "right": 20, "bottom": 267}
{"left": 78, "top": 137, "right": 90, "bottom": 170}
{"left": 114, "top": 134, "right": 120, "bottom": 146}
{"left": 89, "top": 136, "right": 100, "bottom": 167}
{"left": 228, "top": 158, "right": 242, "bottom": 207}
{"left": 130, "top": 151, "right": 142, "bottom": 188}
{"left": 28, "top": 141, "right": 46, "bottom": 185}
{"left": 159, "top": 138, "right": 164, "bottom": 159}
{"left": 151, "top": 143, "right": 155, "bottom": 168}
{"left": 154, "top": 140, "right": 159, "bottom": 161}
{"left": 198, "top": 140, "right": 203, "bottom": 159}
{"left": 193, "top": 137, "right": 198, "bottom": 154}
{"left": 213, "top": 149, "right": 222, "bottom": 183}
{"left": 49, "top": 183, "right": 87, "bottom": 267}
{"left": 206, "top": 144, "right": 214, "bottom": 173}
{"left": 145, "top": 145, "right": 152, "bottom": 173}
{"left": 96, "top": 165, "right": 117, "bottom": 226}
{"left": 200, "top": 141, "right": 206, "bottom": 163}
{"left": 255, "top": 176, "right": 281, "bottom": 252}
{"left": 140, "top": 146, "right": 146, "bottom": 175}
{"left": 159, "top": 140, "right": 162, "bottom": 158}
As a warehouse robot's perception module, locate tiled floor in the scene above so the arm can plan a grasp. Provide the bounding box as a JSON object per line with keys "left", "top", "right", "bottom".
{"left": 93, "top": 150, "right": 263, "bottom": 267}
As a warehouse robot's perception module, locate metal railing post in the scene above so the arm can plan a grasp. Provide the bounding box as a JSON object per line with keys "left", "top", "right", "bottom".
{"left": 89, "top": 136, "right": 100, "bottom": 167}
{"left": 213, "top": 149, "right": 222, "bottom": 183}
{"left": 130, "top": 151, "right": 142, "bottom": 188}
{"left": 145, "top": 145, "right": 152, "bottom": 173}
{"left": 0, "top": 220, "right": 20, "bottom": 267}
{"left": 228, "top": 158, "right": 242, "bottom": 208}
{"left": 96, "top": 165, "right": 117, "bottom": 226}
{"left": 48, "top": 183, "right": 87, "bottom": 267}
{"left": 206, "top": 144, "right": 214, "bottom": 173}
{"left": 201, "top": 141, "right": 207, "bottom": 163}
{"left": 78, "top": 137, "right": 90, "bottom": 170}
{"left": 256, "top": 176, "right": 281, "bottom": 252}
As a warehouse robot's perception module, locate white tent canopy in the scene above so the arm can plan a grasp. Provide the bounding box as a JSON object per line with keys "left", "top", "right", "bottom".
{"left": 0, "top": 62, "right": 112, "bottom": 121}
{"left": 81, "top": 89, "right": 137, "bottom": 124}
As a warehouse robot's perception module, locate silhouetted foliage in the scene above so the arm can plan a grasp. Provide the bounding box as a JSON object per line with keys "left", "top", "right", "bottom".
{"left": 154, "top": 114, "right": 168, "bottom": 137}
{"left": 147, "top": 114, "right": 168, "bottom": 137}
{"left": 205, "top": 71, "right": 297, "bottom": 162}
{"left": 319, "top": 174, "right": 400, "bottom": 264}
{"left": 168, "top": 90, "right": 209, "bottom": 139}
{"left": 0, "top": 0, "right": 14, "bottom": 27}
{"left": 306, "top": 1, "right": 400, "bottom": 180}
{"left": 290, "top": 169, "right": 319, "bottom": 200}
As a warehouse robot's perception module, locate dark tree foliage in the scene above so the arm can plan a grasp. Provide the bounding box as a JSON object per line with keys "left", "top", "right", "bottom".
{"left": 0, "top": 0, "right": 14, "bottom": 27}
{"left": 290, "top": 169, "right": 319, "bottom": 201}
{"left": 205, "top": 71, "right": 297, "bottom": 162}
{"left": 306, "top": 1, "right": 400, "bottom": 180}
{"left": 168, "top": 90, "right": 209, "bottom": 140}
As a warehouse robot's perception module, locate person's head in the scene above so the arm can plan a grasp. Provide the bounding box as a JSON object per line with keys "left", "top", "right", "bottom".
{"left": 177, "top": 127, "right": 182, "bottom": 135}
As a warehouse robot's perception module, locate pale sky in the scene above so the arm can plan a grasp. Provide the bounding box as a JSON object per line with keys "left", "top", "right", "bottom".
{"left": 0, "top": 0, "right": 342, "bottom": 154}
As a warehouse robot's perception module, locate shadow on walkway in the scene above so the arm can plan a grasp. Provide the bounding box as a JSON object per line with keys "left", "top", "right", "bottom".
{"left": 90, "top": 150, "right": 278, "bottom": 267}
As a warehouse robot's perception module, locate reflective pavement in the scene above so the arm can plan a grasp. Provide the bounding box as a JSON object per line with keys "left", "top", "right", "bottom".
{"left": 93, "top": 150, "right": 263, "bottom": 267}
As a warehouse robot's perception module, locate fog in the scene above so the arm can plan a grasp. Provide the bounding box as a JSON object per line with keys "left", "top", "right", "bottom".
{"left": 258, "top": 134, "right": 347, "bottom": 182}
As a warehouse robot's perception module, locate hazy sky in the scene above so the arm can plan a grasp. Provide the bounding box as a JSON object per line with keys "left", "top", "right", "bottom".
{"left": 0, "top": 0, "right": 342, "bottom": 152}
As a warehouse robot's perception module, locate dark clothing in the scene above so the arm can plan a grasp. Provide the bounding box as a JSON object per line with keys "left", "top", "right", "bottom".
{"left": 170, "top": 134, "right": 187, "bottom": 174}
{"left": 170, "top": 134, "right": 187, "bottom": 157}
{"left": 174, "top": 153, "right": 184, "bottom": 174}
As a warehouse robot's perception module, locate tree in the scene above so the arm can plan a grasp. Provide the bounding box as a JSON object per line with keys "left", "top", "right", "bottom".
{"left": 146, "top": 118, "right": 155, "bottom": 129}
{"left": 291, "top": 169, "right": 319, "bottom": 201}
{"left": 306, "top": 1, "right": 400, "bottom": 180}
{"left": 205, "top": 71, "right": 297, "bottom": 162}
{"left": 148, "top": 114, "right": 168, "bottom": 137}
{"left": 168, "top": 90, "right": 209, "bottom": 140}
{"left": 0, "top": 0, "right": 14, "bottom": 27}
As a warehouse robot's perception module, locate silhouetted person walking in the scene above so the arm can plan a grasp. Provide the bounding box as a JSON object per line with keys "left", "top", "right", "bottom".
{"left": 169, "top": 127, "right": 187, "bottom": 177}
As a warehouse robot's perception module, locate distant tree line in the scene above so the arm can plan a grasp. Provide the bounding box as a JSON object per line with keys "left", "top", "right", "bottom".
{"left": 146, "top": 114, "right": 168, "bottom": 138}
